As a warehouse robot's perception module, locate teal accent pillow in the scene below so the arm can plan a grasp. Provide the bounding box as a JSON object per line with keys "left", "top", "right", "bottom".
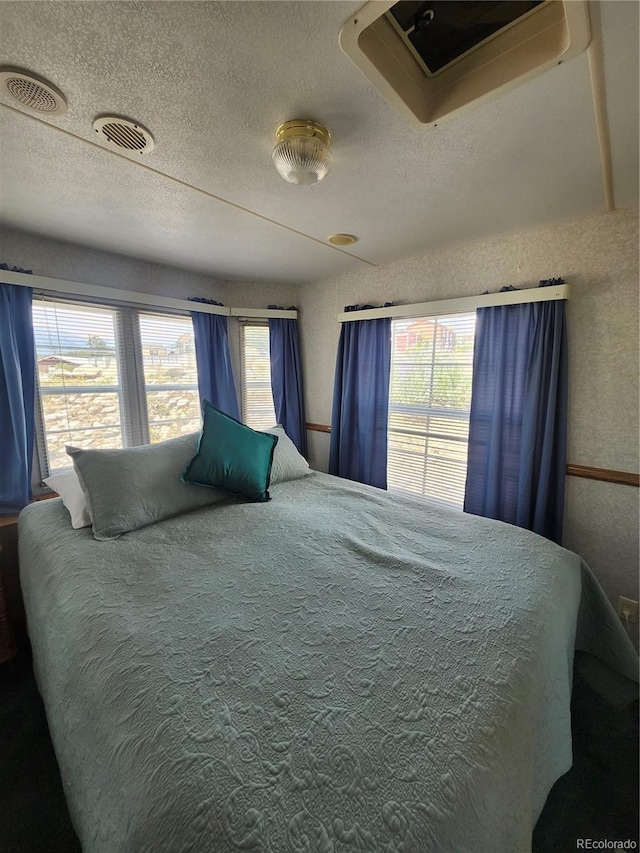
{"left": 182, "top": 401, "right": 278, "bottom": 502}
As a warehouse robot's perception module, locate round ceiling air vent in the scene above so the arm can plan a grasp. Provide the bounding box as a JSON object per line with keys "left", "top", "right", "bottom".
{"left": 92, "top": 116, "right": 155, "bottom": 154}
{"left": 0, "top": 67, "right": 67, "bottom": 115}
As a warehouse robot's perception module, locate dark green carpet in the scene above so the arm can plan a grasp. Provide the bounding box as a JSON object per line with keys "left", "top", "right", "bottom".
{"left": 0, "top": 651, "right": 637, "bottom": 853}
{"left": 0, "top": 652, "right": 80, "bottom": 853}
{"left": 533, "top": 660, "right": 639, "bottom": 852}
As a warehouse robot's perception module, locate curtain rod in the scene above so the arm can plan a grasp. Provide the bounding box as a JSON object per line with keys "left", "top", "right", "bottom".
{"left": 337, "top": 284, "right": 570, "bottom": 322}
{"left": 1, "top": 269, "right": 298, "bottom": 320}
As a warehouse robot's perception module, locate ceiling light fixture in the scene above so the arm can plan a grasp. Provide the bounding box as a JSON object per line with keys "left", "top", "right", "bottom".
{"left": 272, "top": 120, "right": 332, "bottom": 185}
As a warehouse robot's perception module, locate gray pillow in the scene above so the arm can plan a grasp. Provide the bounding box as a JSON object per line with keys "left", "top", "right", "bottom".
{"left": 263, "top": 425, "right": 312, "bottom": 485}
{"left": 67, "top": 434, "right": 229, "bottom": 540}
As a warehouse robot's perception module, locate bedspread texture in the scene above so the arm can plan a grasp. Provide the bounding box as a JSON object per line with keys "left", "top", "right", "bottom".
{"left": 19, "top": 473, "right": 637, "bottom": 853}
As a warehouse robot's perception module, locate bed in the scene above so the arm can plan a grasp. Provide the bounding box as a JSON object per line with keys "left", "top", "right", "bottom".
{"left": 19, "top": 470, "right": 638, "bottom": 853}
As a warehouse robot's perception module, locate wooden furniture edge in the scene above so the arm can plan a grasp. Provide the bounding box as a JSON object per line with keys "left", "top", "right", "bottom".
{"left": 305, "top": 423, "right": 639, "bottom": 487}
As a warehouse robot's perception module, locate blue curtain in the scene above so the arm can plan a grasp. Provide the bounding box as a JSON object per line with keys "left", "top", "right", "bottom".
{"left": 0, "top": 265, "right": 35, "bottom": 515}
{"left": 329, "top": 307, "right": 391, "bottom": 488}
{"left": 268, "top": 310, "right": 307, "bottom": 456}
{"left": 189, "top": 298, "right": 239, "bottom": 420}
{"left": 464, "top": 283, "right": 568, "bottom": 543}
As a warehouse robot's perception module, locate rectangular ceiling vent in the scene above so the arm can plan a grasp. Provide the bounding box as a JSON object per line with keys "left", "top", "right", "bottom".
{"left": 339, "top": 0, "right": 590, "bottom": 128}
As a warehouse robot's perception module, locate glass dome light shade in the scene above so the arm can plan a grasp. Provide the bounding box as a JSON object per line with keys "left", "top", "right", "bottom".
{"left": 272, "top": 120, "right": 332, "bottom": 186}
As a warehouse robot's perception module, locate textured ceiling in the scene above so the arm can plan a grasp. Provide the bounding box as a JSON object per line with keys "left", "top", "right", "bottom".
{"left": 0, "top": 1, "right": 637, "bottom": 285}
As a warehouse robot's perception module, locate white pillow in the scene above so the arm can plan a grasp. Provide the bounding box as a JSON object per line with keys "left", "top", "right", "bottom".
{"left": 43, "top": 469, "right": 92, "bottom": 529}
{"left": 265, "top": 425, "right": 311, "bottom": 485}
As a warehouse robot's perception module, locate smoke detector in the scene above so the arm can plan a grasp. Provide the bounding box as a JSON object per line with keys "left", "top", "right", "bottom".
{"left": 92, "top": 115, "right": 155, "bottom": 154}
{"left": 340, "top": 1, "right": 590, "bottom": 128}
{"left": 0, "top": 67, "right": 67, "bottom": 115}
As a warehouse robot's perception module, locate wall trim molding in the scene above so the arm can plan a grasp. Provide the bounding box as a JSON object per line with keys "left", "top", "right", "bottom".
{"left": 305, "top": 422, "right": 331, "bottom": 434}
{"left": 566, "top": 464, "right": 639, "bottom": 488}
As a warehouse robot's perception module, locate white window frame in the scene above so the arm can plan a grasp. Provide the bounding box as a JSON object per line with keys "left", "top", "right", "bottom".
{"left": 32, "top": 296, "right": 199, "bottom": 486}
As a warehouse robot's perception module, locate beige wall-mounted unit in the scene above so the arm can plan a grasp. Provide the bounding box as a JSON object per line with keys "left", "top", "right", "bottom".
{"left": 339, "top": 0, "right": 591, "bottom": 128}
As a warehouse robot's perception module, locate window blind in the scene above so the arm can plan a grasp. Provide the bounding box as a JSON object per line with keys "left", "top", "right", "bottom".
{"left": 241, "top": 324, "right": 276, "bottom": 429}
{"left": 32, "top": 298, "right": 202, "bottom": 478}
{"left": 387, "top": 312, "right": 476, "bottom": 509}
{"left": 32, "top": 298, "right": 125, "bottom": 471}
{"left": 138, "top": 313, "right": 201, "bottom": 443}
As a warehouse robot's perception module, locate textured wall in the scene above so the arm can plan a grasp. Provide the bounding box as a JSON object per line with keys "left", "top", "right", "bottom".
{"left": 296, "top": 208, "right": 640, "bottom": 626}
{"left": 0, "top": 224, "right": 298, "bottom": 391}
{"left": 1, "top": 224, "right": 229, "bottom": 299}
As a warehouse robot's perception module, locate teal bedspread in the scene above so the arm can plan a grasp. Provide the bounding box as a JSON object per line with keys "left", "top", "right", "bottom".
{"left": 19, "top": 473, "right": 638, "bottom": 852}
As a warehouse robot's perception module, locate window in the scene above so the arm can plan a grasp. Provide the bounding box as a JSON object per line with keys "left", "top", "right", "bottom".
{"left": 33, "top": 300, "right": 125, "bottom": 471}
{"left": 241, "top": 324, "right": 276, "bottom": 430}
{"left": 387, "top": 312, "right": 476, "bottom": 509}
{"left": 32, "top": 298, "right": 200, "bottom": 476}
{"left": 139, "top": 314, "right": 200, "bottom": 443}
